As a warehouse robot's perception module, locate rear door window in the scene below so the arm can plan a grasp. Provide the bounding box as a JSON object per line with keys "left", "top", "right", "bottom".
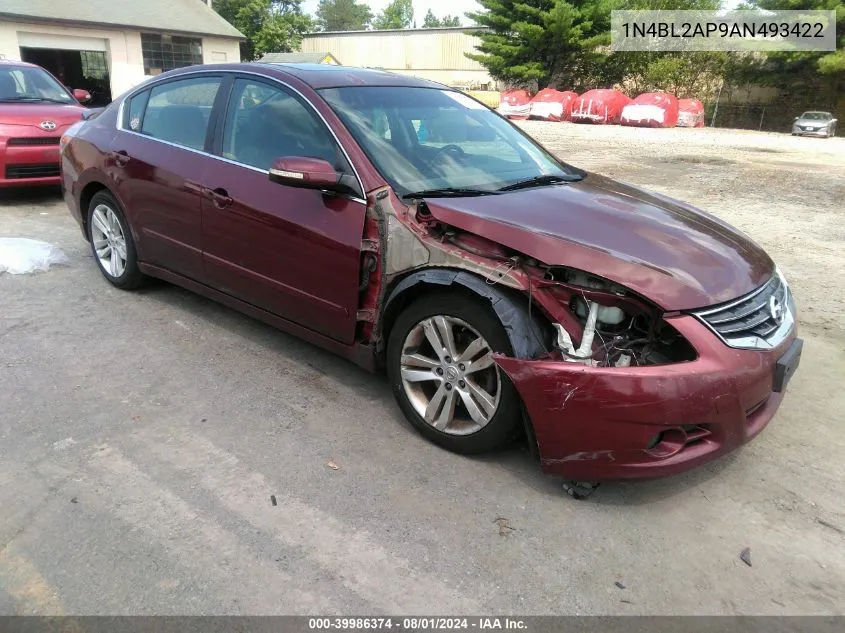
{"left": 140, "top": 77, "right": 222, "bottom": 150}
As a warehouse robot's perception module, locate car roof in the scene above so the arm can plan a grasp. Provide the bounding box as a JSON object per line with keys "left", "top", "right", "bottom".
{"left": 0, "top": 59, "right": 39, "bottom": 69}
{"left": 801, "top": 111, "right": 831, "bottom": 116}
{"left": 248, "top": 62, "right": 448, "bottom": 91}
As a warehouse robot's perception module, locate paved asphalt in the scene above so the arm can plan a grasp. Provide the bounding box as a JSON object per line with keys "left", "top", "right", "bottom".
{"left": 1, "top": 188, "right": 843, "bottom": 615}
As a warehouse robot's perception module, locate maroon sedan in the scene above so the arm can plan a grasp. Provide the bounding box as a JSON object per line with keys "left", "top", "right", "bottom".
{"left": 61, "top": 63, "right": 801, "bottom": 494}
{"left": 0, "top": 59, "right": 91, "bottom": 187}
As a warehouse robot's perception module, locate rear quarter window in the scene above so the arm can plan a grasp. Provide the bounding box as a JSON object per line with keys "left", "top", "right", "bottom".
{"left": 125, "top": 90, "right": 150, "bottom": 131}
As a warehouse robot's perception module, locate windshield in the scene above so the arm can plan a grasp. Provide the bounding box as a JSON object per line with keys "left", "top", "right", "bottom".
{"left": 0, "top": 66, "right": 74, "bottom": 104}
{"left": 800, "top": 112, "right": 830, "bottom": 120}
{"left": 319, "top": 86, "right": 580, "bottom": 197}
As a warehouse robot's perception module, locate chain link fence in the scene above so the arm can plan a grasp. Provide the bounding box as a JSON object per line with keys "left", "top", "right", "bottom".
{"left": 702, "top": 100, "right": 841, "bottom": 133}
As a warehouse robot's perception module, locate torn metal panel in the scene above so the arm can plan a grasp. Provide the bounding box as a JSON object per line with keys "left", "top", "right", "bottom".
{"left": 385, "top": 214, "right": 430, "bottom": 274}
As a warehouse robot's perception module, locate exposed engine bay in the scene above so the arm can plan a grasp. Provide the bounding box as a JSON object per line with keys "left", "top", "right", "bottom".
{"left": 362, "top": 194, "right": 698, "bottom": 369}
{"left": 535, "top": 267, "right": 697, "bottom": 367}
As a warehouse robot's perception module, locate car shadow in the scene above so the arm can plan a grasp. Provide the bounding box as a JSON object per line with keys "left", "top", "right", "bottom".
{"left": 133, "top": 279, "right": 743, "bottom": 506}
{"left": 0, "top": 186, "right": 63, "bottom": 206}
{"left": 132, "top": 280, "right": 391, "bottom": 402}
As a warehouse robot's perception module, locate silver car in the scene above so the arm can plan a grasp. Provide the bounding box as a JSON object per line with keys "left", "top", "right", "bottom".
{"left": 791, "top": 111, "right": 837, "bottom": 137}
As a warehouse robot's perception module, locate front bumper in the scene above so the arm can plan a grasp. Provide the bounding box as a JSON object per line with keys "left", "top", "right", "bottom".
{"left": 495, "top": 315, "right": 799, "bottom": 481}
{"left": 792, "top": 126, "right": 829, "bottom": 137}
{"left": 0, "top": 137, "right": 62, "bottom": 187}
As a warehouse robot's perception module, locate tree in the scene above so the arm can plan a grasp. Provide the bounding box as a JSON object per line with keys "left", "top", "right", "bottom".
{"left": 423, "top": 9, "right": 461, "bottom": 27}
{"left": 466, "top": 0, "right": 617, "bottom": 89}
{"left": 727, "top": 0, "right": 844, "bottom": 104}
{"left": 215, "top": 0, "right": 314, "bottom": 60}
{"left": 316, "top": 0, "right": 373, "bottom": 31}
{"left": 373, "top": 0, "right": 414, "bottom": 29}
{"left": 606, "top": 0, "right": 725, "bottom": 98}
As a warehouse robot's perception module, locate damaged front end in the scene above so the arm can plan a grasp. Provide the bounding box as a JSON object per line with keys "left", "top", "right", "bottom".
{"left": 359, "top": 191, "right": 792, "bottom": 484}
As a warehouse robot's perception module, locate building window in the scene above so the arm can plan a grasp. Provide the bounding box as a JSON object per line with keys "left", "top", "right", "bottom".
{"left": 141, "top": 33, "right": 203, "bottom": 76}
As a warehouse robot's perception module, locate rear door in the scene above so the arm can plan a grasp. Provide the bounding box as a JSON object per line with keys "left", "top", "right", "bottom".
{"left": 201, "top": 76, "right": 366, "bottom": 344}
{"left": 112, "top": 74, "right": 225, "bottom": 281}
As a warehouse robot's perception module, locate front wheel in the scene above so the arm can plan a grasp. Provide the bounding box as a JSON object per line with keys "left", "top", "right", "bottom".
{"left": 386, "top": 293, "right": 523, "bottom": 454}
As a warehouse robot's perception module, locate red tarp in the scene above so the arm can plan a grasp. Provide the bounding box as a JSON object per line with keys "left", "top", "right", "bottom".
{"left": 570, "top": 89, "right": 631, "bottom": 124}
{"left": 528, "top": 88, "right": 578, "bottom": 121}
{"left": 677, "top": 99, "right": 706, "bottom": 127}
{"left": 497, "top": 90, "right": 531, "bottom": 120}
{"left": 621, "top": 92, "right": 680, "bottom": 128}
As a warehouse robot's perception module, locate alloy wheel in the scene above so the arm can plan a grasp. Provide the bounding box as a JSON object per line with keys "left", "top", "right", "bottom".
{"left": 399, "top": 315, "right": 501, "bottom": 435}
{"left": 90, "top": 203, "right": 127, "bottom": 278}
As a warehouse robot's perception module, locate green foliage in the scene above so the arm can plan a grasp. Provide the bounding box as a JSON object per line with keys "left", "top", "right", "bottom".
{"left": 316, "top": 0, "right": 374, "bottom": 31}
{"left": 215, "top": 0, "right": 314, "bottom": 60}
{"left": 466, "top": 0, "right": 617, "bottom": 89}
{"left": 606, "top": 0, "right": 724, "bottom": 97}
{"left": 373, "top": 0, "right": 414, "bottom": 29}
{"left": 725, "top": 1, "right": 844, "bottom": 108}
{"left": 423, "top": 9, "right": 462, "bottom": 27}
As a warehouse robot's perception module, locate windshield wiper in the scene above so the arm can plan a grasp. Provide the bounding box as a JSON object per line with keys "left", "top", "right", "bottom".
{"left": 0, "top": 96, "right": 72, "bottom": 104}
{"left": 497, "top": 173, "right": 583, "bottom": 192}
{"left": 401, "top": 187, "right": 499, "bottom": 199}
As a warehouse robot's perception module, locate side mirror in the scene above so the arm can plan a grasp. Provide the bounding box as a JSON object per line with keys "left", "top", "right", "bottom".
{"left": 269, "top": 157, "right": 357, "bottom": 196}
{"left": 73, "top": 89, "right": 92, "bottom": 104}
{"left": 793, "top": 116, "right": 799, "bottom": 120}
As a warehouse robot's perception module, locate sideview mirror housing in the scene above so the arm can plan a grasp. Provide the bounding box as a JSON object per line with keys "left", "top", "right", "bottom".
{"left": 269, "top": 157, "right": 358, "bottom": 196}
{"left": 794, "top": 116, "right": 799, "bottom": 120}
{"left": 73, "top": 89, "right": 92, "bottom": 104}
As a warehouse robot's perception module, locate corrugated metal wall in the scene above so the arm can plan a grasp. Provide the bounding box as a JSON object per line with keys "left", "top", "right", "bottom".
{"left": 299, "top": 28, "right": 493, "bottom": 87}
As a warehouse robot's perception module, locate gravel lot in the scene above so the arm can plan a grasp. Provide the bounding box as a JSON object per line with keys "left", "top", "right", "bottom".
{"left": 1, "top": 124, "right": 843, "bottom": 615}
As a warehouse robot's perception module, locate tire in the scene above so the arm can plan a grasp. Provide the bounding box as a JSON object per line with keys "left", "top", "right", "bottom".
{"left": 87, "top": 190, "right": 145, "bottom": 289}
{"left": 386, "top": 292, "right": 522, "bottom": 454}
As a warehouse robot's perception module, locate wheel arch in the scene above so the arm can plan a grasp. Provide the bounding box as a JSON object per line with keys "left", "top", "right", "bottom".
{"left": 379, "top": 268, "right": 551, "bottom": 363}
{"left": 379, "top": 267, "right": 552, "bottom": 457}
{"left": 78, "top": 181, "right": 111, "bottom": 239}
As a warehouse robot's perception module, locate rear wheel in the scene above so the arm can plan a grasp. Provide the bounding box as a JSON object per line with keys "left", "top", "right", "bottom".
{"left": 87, "top": 191, "right": 145, "bottom": 289}
{"left": 387, "top": 293, "right": 522, "bottom": 454}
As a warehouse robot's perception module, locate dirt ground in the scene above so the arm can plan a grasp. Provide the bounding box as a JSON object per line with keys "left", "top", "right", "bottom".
{"left": 0, "top": 124, "right": 843, "bottom": 615}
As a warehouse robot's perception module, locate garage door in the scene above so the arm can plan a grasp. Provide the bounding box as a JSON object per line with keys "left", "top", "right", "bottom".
{"left": 17, "top": 32, "right": 107, "bottom": 52}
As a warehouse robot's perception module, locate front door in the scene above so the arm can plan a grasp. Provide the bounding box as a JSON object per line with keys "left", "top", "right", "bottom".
{"left": 201, "top": 77, "right": 366, "bottom": 344}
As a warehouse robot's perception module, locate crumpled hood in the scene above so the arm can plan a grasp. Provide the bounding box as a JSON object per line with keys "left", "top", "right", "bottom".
{"left": 423, "top": 174, "right": 774, "bottom": 311}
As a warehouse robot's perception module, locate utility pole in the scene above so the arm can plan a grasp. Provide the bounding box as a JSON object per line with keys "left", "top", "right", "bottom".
{"left": 711, "top": 81, "right": 723, "bottom": 128}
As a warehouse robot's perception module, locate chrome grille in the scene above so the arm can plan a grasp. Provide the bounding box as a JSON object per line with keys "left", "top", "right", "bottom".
{"left": 692, "top": 271, "right": 793, "bottom": 349}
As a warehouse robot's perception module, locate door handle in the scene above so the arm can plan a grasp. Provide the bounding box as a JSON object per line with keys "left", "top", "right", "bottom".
{"left": 203, "top": 187, "right": 233, "bottom": 209}
{"left": 111, "top": 150, "right": 131, "bottom": 166}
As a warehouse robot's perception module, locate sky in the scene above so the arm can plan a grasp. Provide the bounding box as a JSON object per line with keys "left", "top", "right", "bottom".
{"left": 300, "top": 0, "right": 484, "bottom": 27}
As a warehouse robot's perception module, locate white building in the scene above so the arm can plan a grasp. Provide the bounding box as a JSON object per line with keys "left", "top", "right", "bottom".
{"left": 0, "top": 0, "right": 243, "bottom": 105}
{"left": 299, "top": 27, "right": 495, "bottom": 90}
